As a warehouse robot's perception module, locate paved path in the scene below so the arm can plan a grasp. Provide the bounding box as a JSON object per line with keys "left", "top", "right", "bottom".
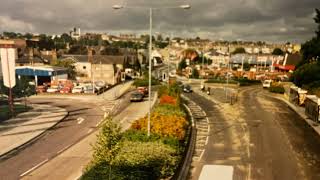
{"left": 0, "top": 104, "right": 67, "bottom": 157}
{"left": 22, "top": 92, "right": 157, "bottom": 180}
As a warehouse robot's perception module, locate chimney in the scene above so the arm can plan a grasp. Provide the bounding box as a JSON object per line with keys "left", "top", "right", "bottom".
{"left": 88, "top": 48, "right": 93, "bottom": 63}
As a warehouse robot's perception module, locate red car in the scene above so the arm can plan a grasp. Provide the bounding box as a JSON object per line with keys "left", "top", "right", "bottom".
{"left": 137, "top": 87, "right": 148, "bottom": 96}
{"left": 60, "top": 86, "right": 72, "bottom": 94}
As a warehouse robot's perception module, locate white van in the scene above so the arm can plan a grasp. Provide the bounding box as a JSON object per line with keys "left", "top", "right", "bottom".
{"left": 263, "top": 80, "right": 272, "bottom": 88}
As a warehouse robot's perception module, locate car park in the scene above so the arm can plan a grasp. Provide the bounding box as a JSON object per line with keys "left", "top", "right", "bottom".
{"left": 130, "top": 92, "right": 144, "bottom": 102}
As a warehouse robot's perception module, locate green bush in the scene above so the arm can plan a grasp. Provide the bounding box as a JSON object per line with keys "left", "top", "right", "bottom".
{"left": 236, "top": 78, "right": 261, "bottom": 86}
{"left": 269, "top": 85, "right": 285, "bottom": 94}
{"left": 158, "top": 84, "right": 181, "bottom": 98}
{"left": 154, "top": 104, "right": 186, "bottom": 117}
{"left": 82, "top": 140, "right": 180, "bottom": 180}
{"left": 133, "top": 78, "right": 159, "bottom": 87}
{"left": 205, "top": 78, "right": 238, "bottom": 84}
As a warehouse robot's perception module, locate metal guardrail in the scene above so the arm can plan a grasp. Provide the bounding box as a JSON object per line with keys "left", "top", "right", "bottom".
{"left": 173, "top": 96, "right": 197, "bottom": 180}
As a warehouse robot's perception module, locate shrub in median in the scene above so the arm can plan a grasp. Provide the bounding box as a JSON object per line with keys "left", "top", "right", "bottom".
{"left": 269, "top": 85, "right": 285, "bottom": 94}
{"left": 131, "top": 105, "right": 188, "bottom": 140}
{"left": 160, "top": 95, "right": 177, "bottom": 105}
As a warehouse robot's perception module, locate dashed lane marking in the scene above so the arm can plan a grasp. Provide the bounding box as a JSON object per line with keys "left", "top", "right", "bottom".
{"left": 20, "top": 159, "right": 49, "bottom": 177}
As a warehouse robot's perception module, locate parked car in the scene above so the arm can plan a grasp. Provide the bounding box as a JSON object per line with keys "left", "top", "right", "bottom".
{"left": 47, "top": 86, "right": 60, "bottom": 93}
{"left": 137, "top": 87, "right": 148, "bottom": 96}
{"left": 36, "top": 85, "right": 48, "bottom": 93}
{"left": 130, "top": 92, "right": 145, "bottom": 102}
{"left": 183, "top": 85, "right": 193, "bottom": 93}
{"left": 60, "top": 86, "right": 72, "bottom": 94}
{"left": 84, "top": 86, "right": 95, "bottom": 94}
{"left": 72, "top": 86, "right": 84, "bottom": 93}
{"left": 263, "top": 80, "right": 272, "bottom": 88}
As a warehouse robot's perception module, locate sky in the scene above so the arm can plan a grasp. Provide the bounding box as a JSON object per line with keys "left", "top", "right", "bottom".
{"left": 0, "top": 0, "right": 319, "bottom": 43}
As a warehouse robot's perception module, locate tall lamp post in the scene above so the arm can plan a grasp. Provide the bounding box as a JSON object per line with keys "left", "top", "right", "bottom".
{"left": 113, "top": 4, "right": 191, "bottom": 136}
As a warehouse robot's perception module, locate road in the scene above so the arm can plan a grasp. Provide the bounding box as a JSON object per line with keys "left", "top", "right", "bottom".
{"left": 21, "top": 91, "right": 153, "bottom": 180}
{"left": 0, "top": 96, "right": 120, "bottom": 180}
{"left": 185, "top": 87, "right": 320, "bottom": 180}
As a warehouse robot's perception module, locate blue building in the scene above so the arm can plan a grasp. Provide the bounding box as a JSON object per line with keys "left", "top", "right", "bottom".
{"left": 15, "top": 66, "right": 68, "bottom": 86}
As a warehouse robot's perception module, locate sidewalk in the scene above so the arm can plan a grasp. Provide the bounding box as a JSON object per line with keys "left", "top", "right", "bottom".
{"left": 0, "top": 104, "right": 67, "bottom": 157}
{"left": 264, "top": 92, "right": 320, "bottom": 136}
{"left": 22, "top": 92, "right": 158, "bottom": 180}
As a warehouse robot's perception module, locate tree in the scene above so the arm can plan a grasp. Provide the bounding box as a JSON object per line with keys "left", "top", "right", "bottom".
{"left": 61, "top": 33, "right": 73, "bottom": 43}
{"left": 232, "top": 47, "right": 246, "bottom": 54}
{"left": 24, "top": 33, "right": 33, "bottom": 40}
{"left": 243, "top": 62, "right": 251, "bottom": 71}
{"left": 0, "top": 76, "right": 35, "bottom": 98}
{"left": 3, "top": 32, "right": 17, "bottom": 39}
{"left": 298, "top": 8, "right": 320, "bottom": 66}
{"left": 178, "top": 59, "right": 187, "bottom": 71}
{"left": 293, "top": 9, "right": 320, "bottom": 90}
{"left": 191, "top": 69, "right": 199, "bottom": 79}
{"left": 52, "top": 59, "right": 77, "bottom": 79}
{"left": 272, "top": 48, "right": 284, "bottom": 55}
{"left": 157, "top": 34, "right": 163, "bottom": 42}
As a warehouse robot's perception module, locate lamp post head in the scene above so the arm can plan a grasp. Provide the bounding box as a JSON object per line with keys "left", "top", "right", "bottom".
{"left": 180, "top": 5, "right": 191, "bottom": 9}
{"left": 112, "top": 5, "right": 123, "bottom": 10}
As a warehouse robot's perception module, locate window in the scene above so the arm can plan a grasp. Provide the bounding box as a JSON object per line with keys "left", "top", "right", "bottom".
{"left": 83, "top": 66, "right": 86, "bottom": 70}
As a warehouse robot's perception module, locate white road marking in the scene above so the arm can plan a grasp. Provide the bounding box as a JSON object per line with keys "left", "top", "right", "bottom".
{"left": 77, "top": 117, "right": 85, "bottom": 124}
{"left": 57, "top": 144, "right": 72, "bottom": 154}
{"left": 199, "top": 149, "right": 205, "bottom": 161}
{"left": 205, "top": 136, "right": 209, "bottom": 145}
{"left": 87, "top": 129, "right": 93, "bottom": 134}
{"left": 20, "top": 159, "right": 49, "bottom": 177}
{"left": 247, "top": 163, "right": 252, "bottom": 180}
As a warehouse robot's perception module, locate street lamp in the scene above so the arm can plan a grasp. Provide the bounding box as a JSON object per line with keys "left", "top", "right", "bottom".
{"left": 113, "top": 4, "right": 191, "bottom": 137}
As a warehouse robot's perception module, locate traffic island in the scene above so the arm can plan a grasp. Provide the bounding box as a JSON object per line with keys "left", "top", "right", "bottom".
{"left": 0, "top": 104, "right": 68, "bottom": 158}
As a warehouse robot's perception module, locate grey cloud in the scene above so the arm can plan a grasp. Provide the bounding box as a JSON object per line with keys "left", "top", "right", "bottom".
{"left": 0, "top": 0, "right": 319, "bottom": 43}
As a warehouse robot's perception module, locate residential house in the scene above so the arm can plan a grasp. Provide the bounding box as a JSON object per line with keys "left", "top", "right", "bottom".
{"left": 62, "top": 48, "right": 138, "bottom": 85}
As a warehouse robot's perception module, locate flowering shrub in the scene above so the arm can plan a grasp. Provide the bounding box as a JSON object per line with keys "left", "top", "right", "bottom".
{"left": 131, "top": 110, "right": 188, "bottom": 140}
{"left": 160, "top": 95, "right": 177, "bottom": 105}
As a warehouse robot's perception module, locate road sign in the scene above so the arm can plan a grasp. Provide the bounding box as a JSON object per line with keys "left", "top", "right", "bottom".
{"left": 0, "top": 48, "right": 16, "bottom": 88}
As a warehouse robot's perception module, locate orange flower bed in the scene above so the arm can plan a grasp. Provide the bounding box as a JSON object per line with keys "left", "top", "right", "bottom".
{"left": 160, "top": 95, "right": 177, "bottom": 105}
{"left": 131, "top": 112, "right": 188, "bottom": 140}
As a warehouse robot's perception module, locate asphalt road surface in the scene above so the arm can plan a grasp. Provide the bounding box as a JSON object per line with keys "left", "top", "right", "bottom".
{"left": 0, "top": 96, "right": 117, "bottom": 180}
{"left": 185, "top": 87, "right": 320, "bottom": 180}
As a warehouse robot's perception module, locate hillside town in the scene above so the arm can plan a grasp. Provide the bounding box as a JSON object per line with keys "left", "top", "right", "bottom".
{"left": 1, "top": 2, "right": 320, "bottom": 180}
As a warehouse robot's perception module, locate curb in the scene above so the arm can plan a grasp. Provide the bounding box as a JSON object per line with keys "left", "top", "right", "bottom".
{"left": 0, "top": 107, "right": 69, "bottom": 160}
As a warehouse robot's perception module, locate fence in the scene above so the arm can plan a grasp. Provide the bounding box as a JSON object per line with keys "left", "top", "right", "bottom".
{"left": 305, "top": 95, "right": 320, "bottom": 123}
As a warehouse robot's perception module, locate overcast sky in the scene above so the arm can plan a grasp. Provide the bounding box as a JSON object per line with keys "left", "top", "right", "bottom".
{"left": 0, "top": 0, "right": 319, "bottom": 43}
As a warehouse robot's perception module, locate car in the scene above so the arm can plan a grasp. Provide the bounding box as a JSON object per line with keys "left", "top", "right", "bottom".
{"left": 137, "top": 87, "right": 148, "bottom": 96}
{"left": 60, "top": 86, "right": 72, "bottom": 93}
{"left": 72, "top": 86, "right": 84, "bottom": 93}
{"left": 262, "top": 80, "right": 272, "bottom": 88}
{"left": 84, "top": 86, "right": 95, "bottom": 94}
{"left": 47, "top": 86, "right": 60, "bottom": 93}
{"left": 183, "top": 85, "right": 193, "bottom": 93}
{"left": 130, "top": 92, "right": 145, "bottom": 102}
